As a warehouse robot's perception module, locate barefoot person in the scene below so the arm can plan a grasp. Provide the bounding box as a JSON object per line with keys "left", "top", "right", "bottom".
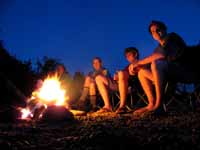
{"left": 131, "top": 20, "right": 198, "bottom": 116}
{"left": 95, "top": 47, "right": 140, "bottom": 113}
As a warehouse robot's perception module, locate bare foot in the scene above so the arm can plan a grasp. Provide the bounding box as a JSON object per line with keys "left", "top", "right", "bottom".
{"left": 133, "top": 107, "right": 147, "bottom": 116}
{"left": 133, "top": 105, "right": 154, "bottom": 116}
{"left": 96, "top": 106, "right": 112, "bottom": 113}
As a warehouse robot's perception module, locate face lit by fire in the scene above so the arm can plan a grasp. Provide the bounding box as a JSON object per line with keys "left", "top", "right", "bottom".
{"left": 56, "top": 65, "right": 65, "bottom": 76}
{"left": 92, "top": 58, "right": 102, "bottom": 71}
{"left": 125, "top": 52, "right": 138, "bottom": 64}
{"left": 150, "top": 25, "right": 166, "bottom": 43}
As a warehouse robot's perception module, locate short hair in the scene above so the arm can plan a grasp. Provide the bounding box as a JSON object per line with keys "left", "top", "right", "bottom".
{"left": 93, "top": 57, "right": 102, "bottom": 63}
{"left": 124, "top": 47, "right": 139, "bottom": 59}
{"left": 148, "top": 20, "right": 167, "bottom": 34}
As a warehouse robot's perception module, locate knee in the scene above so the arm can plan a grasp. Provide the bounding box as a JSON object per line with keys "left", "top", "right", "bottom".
{"left": 138, "top": 69, "right": 146, "bottom": 79}
{"left": 151, "top": 60, "right": 159, "bottom": 69}
{"left": 95, "top": 75, "right": 103, "bottom": 85}
{"left": 85, "top": 76, "right": 92, "bottom": 83}
{"left": 118, "top": 71, "right": 127, "bottom": 81}
{"left": 151, "top": 60, "right": 167, "bottom": 71}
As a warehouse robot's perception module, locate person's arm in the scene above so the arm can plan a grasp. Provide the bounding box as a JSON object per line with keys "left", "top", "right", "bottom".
{"left": 137, "top": 52, "right": 165, "bottom": 65}
{"left": 129, "top": 52, "right": 165, "bottom": 74}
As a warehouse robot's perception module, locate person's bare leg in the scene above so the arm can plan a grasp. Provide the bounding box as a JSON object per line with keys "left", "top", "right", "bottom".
{"left": 84, "top": 76, "right": 93, "bottom": 87}
{"left": 151, "top": 60, "right": 167, "bottom": 110}
{"left": 118, "top": 71, "right": 129, "bottom": 108}
{"left": 79, "top": 76, "right": 92, "bottom": 101}
{"left": 89, "top": 82, "right": 97, "bottom": 110}
{"left": 89, "top": 81, "right": 96, "bottom": 96}
{"left": 95, "top": 75, "right": 112, "bottom": 110}
{"left": 134, "top": 68, "right": 155, "bottom": 115}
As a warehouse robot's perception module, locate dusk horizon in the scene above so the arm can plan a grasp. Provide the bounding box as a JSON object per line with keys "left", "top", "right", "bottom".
{"left": 1, "top": 0, "right": 200, "bottom": 75}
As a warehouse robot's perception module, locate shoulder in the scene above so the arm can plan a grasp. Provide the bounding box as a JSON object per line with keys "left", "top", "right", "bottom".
{"left": 166, "top": 32, "right": 186, "bottom": 45}
{"left": 168, "top": 32, "right": 179, "bottom": 38}
{"left": 102, "top": 68, "right": 109, "bottom": 74}
{"left": 88, "top": 70, "right": 95, "bottom": 76}
{"left": 123, "top": 65, "right": 129, "bottom": 72}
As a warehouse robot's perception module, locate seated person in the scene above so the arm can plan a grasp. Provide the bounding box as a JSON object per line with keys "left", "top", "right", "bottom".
{"left": 55, "top": 64, "right": 72, "bottom": 91}
{"left": 78, "top": 57, "right": 111, "bottom": 112}
{"left": 95, "top": 47, "right": 140, "bottom": 113}
{"left": 114, "top": 47, "right": 142, "bottom": 114}
{"left": 130, "top": 20, "right": 199, "bottom": 116}
{"left": 55, "top": 64, "right": 72, "bottom": 108}
{"left": 69, "top": 72, "right": 85, "bottom": 106}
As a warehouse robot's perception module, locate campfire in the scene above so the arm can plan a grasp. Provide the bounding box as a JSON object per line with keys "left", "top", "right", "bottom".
{"left": 20, "top": 74, "right": 70, "bottom": 120}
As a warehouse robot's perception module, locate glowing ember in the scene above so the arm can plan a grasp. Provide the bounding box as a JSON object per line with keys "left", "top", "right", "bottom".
{"left": 21, "top": 108, "right": 32, "bottom": 119}
{"left": 20, "top": 74, "right": 69, "bottom": 120}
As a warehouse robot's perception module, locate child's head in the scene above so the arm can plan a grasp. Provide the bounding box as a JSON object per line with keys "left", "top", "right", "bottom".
{"left": 92, "top": 57, "right": 102, "bottom": 71}
{"left": 124, "top": 47, "right": 139, "bottom": 63}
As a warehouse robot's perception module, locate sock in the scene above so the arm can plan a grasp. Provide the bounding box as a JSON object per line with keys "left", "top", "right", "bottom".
{"left": 90, "top": 95, "right": 97, "bottom": 108}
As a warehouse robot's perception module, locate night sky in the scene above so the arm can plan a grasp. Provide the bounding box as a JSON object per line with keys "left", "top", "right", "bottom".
{"left": 1, "top": 0, "right": 200, "bottom": 75}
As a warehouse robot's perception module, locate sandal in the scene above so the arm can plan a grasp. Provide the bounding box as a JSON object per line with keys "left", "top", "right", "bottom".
{"left": 96, "top": 107, "right": 112, "bottom": 113}
{"left": 133, "top": 109, "right": 153, "bottom": 118}
{"left": 115, "top": 107, "right": 127, "bottom": 114}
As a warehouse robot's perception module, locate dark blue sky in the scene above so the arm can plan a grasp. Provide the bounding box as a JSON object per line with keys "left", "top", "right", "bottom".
{"left": 1, "top": 0, "right": 200, "bottom": 75}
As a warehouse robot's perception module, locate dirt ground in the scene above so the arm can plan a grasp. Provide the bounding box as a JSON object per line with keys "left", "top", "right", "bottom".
{"left": 1, "top": 107, "right": 200, "bottom": 150}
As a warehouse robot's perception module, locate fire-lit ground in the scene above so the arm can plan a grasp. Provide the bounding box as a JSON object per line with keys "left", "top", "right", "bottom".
{"left": 1, "top": 109, "right": 200, "bottom": 150}
{"left": 2, "top": 74, "right": 200, "bottom": 149}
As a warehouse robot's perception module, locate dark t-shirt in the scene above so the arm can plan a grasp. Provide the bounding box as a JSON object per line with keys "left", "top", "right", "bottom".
{"left": 123, "top": 65, "right": 140, "bottom": 87}
{"left": 154, "top": 32, "right": 200, "bottom": 80}
{"left": 154, "top": 32, "right": 186, "bottom": 64}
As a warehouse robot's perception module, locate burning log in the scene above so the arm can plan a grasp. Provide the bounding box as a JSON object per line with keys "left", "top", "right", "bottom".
{"left": 20, "top": 74, "right": 71, "bottom": 121}
{"left": 19, "top": 73, "right": 88, "bottom": 121}
{"left": 41, "top": 105, "right": 74, "bottom": 122}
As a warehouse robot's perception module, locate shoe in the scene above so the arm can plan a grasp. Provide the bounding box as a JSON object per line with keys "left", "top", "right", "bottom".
{"left": 77, "top": 100, "right": 87, "bottom": 111}
{"left": 115, "top": 107, "right": 127, "bottom": 114}
{"left": 89, "top": 107, "right": 99, "bottom": 113}
{"left": 96, "top": 107, "right": 112, "bottom": 113}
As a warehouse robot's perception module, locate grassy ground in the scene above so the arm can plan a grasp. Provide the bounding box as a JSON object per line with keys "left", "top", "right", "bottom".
{"left": 1, "top": 107, "right": 200, "bottom": 150}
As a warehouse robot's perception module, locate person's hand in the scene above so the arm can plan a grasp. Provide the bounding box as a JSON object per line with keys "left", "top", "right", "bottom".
{"left": 128, "top": 63, "right": 140, "bottom": 75}
{"left": 113, "top": 71, "right": 119, "bottom": 81}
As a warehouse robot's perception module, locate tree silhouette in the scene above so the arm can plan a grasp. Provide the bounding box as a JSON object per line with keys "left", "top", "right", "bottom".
{"left": 0, "top": 41, "right": 37, "bottom": 104}
{"left": 35, "top": 56, "right": 62, "bottom": 79}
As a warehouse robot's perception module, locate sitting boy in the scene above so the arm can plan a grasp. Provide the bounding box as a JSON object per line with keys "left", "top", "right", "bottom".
{"left": 95, "top": 47, "right": 141, "bottom": 113}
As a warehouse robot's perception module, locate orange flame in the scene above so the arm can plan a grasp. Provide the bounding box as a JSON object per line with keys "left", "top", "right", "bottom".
{"left": 37, "top": 75, "right": 68, "bottom": 106}
{"left": 21, "top": 74, "right": 69, "bottom": 119}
